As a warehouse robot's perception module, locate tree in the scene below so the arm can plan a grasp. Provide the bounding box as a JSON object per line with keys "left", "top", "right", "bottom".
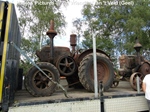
{"left": 73, "top": 3, "right": 115, "bottom": 55}
{"left": 17, "top": 0, "right": 68, "bottom": 74}
{"left": 72, "top": 18, "right": 84, "bottom": 50}
{"left": 75, "top": 0, "right": 150, "bottom": 67}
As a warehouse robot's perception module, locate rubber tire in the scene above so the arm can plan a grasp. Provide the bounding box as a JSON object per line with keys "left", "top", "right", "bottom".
{"left": 78, "top": 53, "right": 114, "bottom": 92}
{"left": 24, "top": 62, "right": 60, "bottom": 96}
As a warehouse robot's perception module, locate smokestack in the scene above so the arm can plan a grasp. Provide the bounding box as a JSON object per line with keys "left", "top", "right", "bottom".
{"left": 134, "top": 37, "right": 142, "bottom": 65}
{"left": 46, "top": 20, "right": 57, "bottom": 63}
{"left": 70, "top": 34, "right": 77, "bottom": 54}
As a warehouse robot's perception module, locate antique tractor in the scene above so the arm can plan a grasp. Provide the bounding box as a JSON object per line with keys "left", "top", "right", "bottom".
{"left": 117, "top": 38, "right": 150, "bottom": 90}
{"left": 24, "top": 20, "right": 114, "bottom": 96}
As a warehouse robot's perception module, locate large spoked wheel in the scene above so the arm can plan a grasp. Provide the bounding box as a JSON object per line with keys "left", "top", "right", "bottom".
{"left": 130, "top": 72, "right": 144, "bottom": 91}
{"left": 56, "top": 55, "right": 77, "bottom": 76}
{"left": 24, "top": 62, "right": 60, "bottom": 97}
{"left": 78, "top": 53, "right": 114, "bottom": 92}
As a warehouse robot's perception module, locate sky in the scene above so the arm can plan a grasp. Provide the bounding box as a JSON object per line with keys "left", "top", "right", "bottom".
{"left": 54, "top": 0, "right": 96, "bottom": 47}
{"left": 4, "top": 0, "right": 96, "bottom": 47}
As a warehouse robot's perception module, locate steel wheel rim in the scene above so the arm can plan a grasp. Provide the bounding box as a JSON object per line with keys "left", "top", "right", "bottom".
{"left": 130, "top": 72, "right": 143, "bottom": 90}
{"left": 32, "top": 69, "right": 53, "bottom": 90}
{"left": 90, "top": 61, "right": 109, "bottom": 83}
{"left": 57, "top": 56, "right": 76, "bottom": 76}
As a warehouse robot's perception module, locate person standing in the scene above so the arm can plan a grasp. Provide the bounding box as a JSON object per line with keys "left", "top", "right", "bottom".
{"left": 142, "top": 74, "right": 150, "bottom": 112}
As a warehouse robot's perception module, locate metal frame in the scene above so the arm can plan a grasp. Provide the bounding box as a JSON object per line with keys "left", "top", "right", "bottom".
{"left": 0, "top": 2, "right": 12, "bottom": 104}
{"left": 0, "top": 2, "right": 21, "bottom": 111}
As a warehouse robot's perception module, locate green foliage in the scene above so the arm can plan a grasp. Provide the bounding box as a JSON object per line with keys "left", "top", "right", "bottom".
{"left": 83, "top": 0, "right": 150, "bottom": 51}
{"left": 81, "top": 31, "right": 114, "bottom": 55}
{"left": 72, "top": 0, "right": 150, "bottom": 67}
{"left": 20, "top": 61, "right": 32, "bottom": 75}
{"left": 17, "top": 0, "right": 68, "bottom": 74}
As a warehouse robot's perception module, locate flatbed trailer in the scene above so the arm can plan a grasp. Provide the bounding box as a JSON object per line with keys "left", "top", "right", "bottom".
{"left": 10, "top": 80, "right": 148, "bottom": 112}
{"left": 0, "top": 1, "right": 149, "bottom": 112}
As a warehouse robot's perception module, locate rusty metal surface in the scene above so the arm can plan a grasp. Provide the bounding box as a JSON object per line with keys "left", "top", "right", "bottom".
{"left": 46, "top": 20, "right": 57, "bottom": 63}
{"left": 118, "top": 38, "right": 150, "bottom": 91}
{"left": 32, "top": 68, "right": 53, "bottom": 90}
{"left": 56, "top": 56, "right": 77, "bottom": 76}
{"left": 134, "top": 37, "right": 142, "bottom": 65}
{"left": 46, "top": 20, "right": 57, "bottom": 37}
{"left": 118, "top": 39, "right": 150, "bottom": 78}
{"left": 138, "top": 62, "right": 150, "bottom": 76}
{"left": 130, "top": 72, "right": 143, "bottom": 90}
{"left": 70, "top": 34, "right": 77, "bottom": 46}
{"left": 90, "top": 61, "right": 109, "bottom": 84}
{"left": 36, "top": 46, "right": 71, "bottom": 63}
{"left": 25, "top": 20, "right": 116, "bottom": 97}
{"left": 134, "top": 37, "right": 142, "bottom": 52}
{"left": 119, "top": 55, "right": 136, "bottom": 69}
{"left": 70, "top": 34, "right": 77, "bottom": 54}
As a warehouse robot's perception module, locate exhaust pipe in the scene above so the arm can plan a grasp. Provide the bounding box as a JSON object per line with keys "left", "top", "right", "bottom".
{"left": 46, "top": 20, "right": 57, "bottom": 63}
{"left": 134, "top": 37, "right": 142, "bottom": 65}
{"left": 70, "top": 34, "right": 77, "bottom": 54}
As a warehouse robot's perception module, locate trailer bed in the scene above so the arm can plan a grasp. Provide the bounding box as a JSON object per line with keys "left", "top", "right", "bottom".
{"left": 9, "top": 79, "right": 148, "bottom": 112}
{"left": 13, "top": 79, "right": 144, "bottom": 106}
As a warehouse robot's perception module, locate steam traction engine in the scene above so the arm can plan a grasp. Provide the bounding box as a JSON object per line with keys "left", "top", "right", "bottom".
{"left": 118, "top": 38, "right": 150, "bottom": 90}
{"left": 24, "top": 20, "right": 115, "bottom": 96}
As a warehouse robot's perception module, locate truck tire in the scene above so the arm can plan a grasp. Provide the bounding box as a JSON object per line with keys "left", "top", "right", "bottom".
{"left": 24, "top": 62, "right": 60, "bottom": 96}
{"left": 78, "top": 53, "right": 114, "bottom": 92}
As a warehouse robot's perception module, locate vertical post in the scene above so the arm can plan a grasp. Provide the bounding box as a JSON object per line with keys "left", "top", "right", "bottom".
{"left": 70, "top": 34, "right": 77, "bottom": 54}
{"left": 93, "top": 33, "right": 98, "bottom": 98}
{"left": 46, "top": 20, "right": 57, "bottom": 64}
{"left": 136, "top": 76, "right": 140, "bottom": 93}
{"left": 134, "top": 37, "right": 142, "bottom": 65}
{"left": 99, "top": 81, "right": 104, "bottom": 112}
{"left": 49, "top": 38, "right": 54, "bottom": 63}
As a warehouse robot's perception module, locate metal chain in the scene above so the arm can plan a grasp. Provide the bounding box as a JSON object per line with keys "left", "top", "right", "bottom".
{"left": 10, "top": 41, "right": 70, "bottom": 98}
